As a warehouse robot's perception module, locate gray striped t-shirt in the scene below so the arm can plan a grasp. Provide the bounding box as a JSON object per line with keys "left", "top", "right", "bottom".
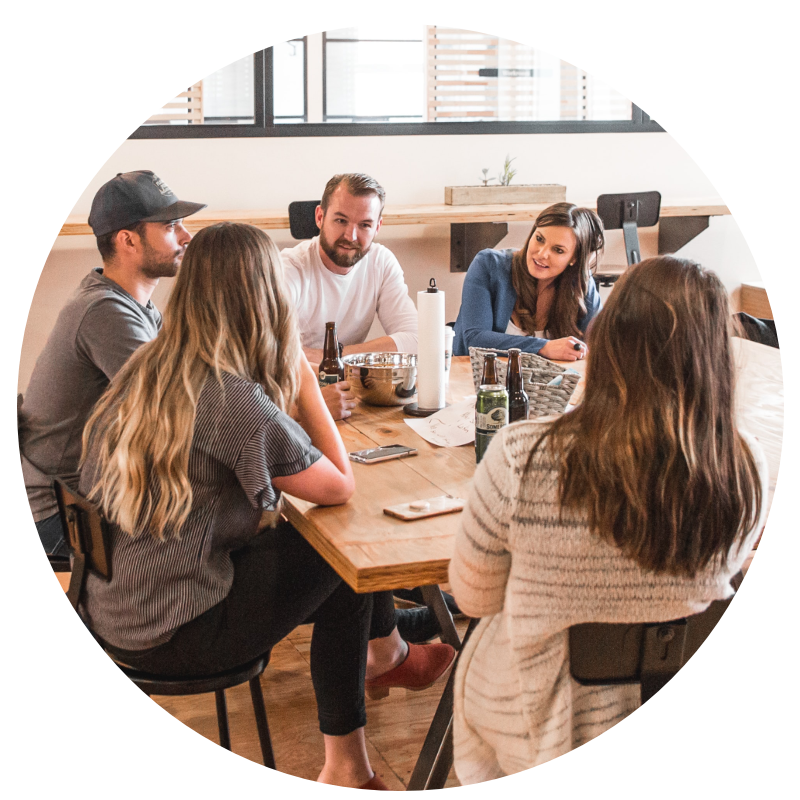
{"left": 79, "top": 371, "right": 321, "bottom": 651}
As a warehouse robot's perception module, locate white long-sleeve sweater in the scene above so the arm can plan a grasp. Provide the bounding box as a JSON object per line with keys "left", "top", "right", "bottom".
{"left": 281, "top": 237, "right": 418, "bottom": 354}
{"left": 449, "top": 421, "right": 769, "bottom": 785}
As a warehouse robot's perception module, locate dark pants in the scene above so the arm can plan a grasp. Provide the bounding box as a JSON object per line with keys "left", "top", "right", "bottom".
{"left": 370, "top": 590, "right": 398, "bottom": 640}
{"left": 105, "top": 522, "right": 372, "bottom": 736}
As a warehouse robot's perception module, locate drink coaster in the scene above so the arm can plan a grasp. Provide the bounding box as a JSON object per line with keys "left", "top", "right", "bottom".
{"left": 403, "top": 402, "right": 449, "bottom": 417}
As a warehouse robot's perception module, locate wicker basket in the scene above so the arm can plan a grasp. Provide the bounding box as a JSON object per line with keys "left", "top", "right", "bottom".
{"left": 469, "top": 347, "right": 580, "bottom": 418}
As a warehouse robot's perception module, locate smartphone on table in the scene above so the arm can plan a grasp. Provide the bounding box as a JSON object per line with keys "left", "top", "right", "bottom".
{"left": 348, "top": 444, "right": 417, "bottom": 464}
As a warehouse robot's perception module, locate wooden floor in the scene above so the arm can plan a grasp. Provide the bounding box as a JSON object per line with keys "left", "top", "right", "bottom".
{"left": 55, "top": 530, "right": 763, "bottom": 789}
{"left": 150, "top": 610, "right": 469, "bottom": 790}
{"left": 57, "top": 564, "right": 467, "bottom": 787}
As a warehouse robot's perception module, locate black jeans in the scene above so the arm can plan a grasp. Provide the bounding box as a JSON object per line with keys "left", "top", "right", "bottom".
{"left": 369, "top": 590, "right": 398, "bottom": 640}
{"left": 105, "top": 522, "right": 372, "bottom": 737}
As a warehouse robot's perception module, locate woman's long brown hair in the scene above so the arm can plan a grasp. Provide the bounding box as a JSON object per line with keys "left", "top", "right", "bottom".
{"left": 82, "top": 223, "right": 301, "bottom": 540}
{"left": 510, "top": 202, "right": 604, "bottom": 337}
{"left": 534, "top": 256, "right": 762, "bottom": 578}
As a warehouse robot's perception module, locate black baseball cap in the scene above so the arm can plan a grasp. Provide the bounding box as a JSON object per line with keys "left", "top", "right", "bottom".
{"left": 88, "top": 170, "right": 207, "bottom": 237}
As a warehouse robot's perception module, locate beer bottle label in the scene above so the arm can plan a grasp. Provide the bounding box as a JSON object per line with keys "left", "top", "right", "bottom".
{"left": 318, "top": 372, "right": 340, "bottom": 387}
{"left": 476, "top": 407, "right": 508, "bottom": 432}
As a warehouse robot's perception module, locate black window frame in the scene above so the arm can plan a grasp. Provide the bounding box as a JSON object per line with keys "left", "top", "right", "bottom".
{"left": 129, "top": 45, "right": 663, "bottom": 139}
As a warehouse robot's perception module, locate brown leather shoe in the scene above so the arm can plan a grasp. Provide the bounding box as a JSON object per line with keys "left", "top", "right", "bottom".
{"left": 365, "top": 642, "right": 456, "bottom": 700}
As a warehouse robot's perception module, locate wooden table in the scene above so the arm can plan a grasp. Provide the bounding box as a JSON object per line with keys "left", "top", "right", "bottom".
{"left": 283, "top": 338, "right": 782, "bottom": 595}
{"left": 282, "top": 358, "right": 479, "bottom": 594}
{"left": 731, "top": 337, "right": 783, "bottom": 515}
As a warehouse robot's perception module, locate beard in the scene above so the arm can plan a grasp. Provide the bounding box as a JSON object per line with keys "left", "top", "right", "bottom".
{"left": 139, "top": 241, "right": 184, "bottom": 279}
{"left": 319, "top": 230, "right": 371, "bottom": 269}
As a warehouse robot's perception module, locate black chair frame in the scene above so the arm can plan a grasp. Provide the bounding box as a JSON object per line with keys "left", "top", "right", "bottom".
{"left": 594, "top": 191, "right": 662, "bottom": 289}
{"left": 53, "top": 479, "right": 276, "bottom": 768}
{"left": 570, "top": 573, "right": 742, "bottom": 704}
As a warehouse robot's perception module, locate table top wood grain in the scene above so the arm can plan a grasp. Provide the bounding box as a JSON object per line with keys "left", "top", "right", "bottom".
{"left": 282, "top": 340, "right": 782, "bottom": 593}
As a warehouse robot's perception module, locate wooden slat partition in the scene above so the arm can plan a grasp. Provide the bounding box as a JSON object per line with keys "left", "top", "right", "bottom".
{"left": 144, "top": 83, "right": 203, "bottom": 126}
{"left": 426, "top": 26, "right": 630, "bottom": 123}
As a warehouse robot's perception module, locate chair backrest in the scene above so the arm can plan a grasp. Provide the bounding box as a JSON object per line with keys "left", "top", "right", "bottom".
{"left": 53, "top": 479, "right": 113, "bottom": 610}
{"left": 596, "top": 191, "right": 661, "bottom": 266}
{"left": 569, "top": 574, "right": 740, "bottom": 703}
{"left": 734, "top": 312, "right": 779, "bottom": 349}
{"left": 288, "top": 200, "right": 321, "bottom": 240}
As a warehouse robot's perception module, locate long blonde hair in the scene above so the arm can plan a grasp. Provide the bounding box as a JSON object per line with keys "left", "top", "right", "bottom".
{"left": 531, "top": 256, "right": 762, "bottom": 578}
{"left": 82, "top": 222, "right": 301, "bottom": 539}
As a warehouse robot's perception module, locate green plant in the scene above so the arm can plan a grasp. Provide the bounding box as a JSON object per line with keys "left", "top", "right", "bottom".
{"left": 480, "top": 168, "right": 495, "bottom": 186}
{"left": 499, "top": 155, "right": 517, "bottom": 186}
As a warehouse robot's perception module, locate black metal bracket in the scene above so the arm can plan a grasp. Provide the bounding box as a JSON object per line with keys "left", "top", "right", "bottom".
{"left": 640, "top": 620, "right": 688, "bottom": 703}
{"left": 658, "top": 216, "right": 710, "bottom": 255}
{"left": 450, "top": 222, "right": 509, "bottom": 272}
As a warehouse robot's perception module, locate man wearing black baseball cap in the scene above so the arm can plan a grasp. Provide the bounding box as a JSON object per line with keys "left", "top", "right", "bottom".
{"left": 19, "top": 171, "right": 206, "bottom": 559}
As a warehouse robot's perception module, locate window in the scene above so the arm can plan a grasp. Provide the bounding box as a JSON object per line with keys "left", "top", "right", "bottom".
{"left": 141, "top": 53, "right": 256, "bottom": 127}
{"left": 131, "top": 27, "right": 661, "bottom": 138}
{"left": 324, "top": 27, "right": 424, "bottom": 122}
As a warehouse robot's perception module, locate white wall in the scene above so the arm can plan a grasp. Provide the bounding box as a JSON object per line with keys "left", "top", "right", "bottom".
{"left": 20, "top": 130, "right": 762, "bottom": 392}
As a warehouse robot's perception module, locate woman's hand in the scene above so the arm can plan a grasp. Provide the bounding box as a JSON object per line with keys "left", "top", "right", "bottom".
{"left": 539, "top": 337, "right": 587, "bottom": 362}
{"left": 275, "top": 354, "right": 355, "bottom": 505}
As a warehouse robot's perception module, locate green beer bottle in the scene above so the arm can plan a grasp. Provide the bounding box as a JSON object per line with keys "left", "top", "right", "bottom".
{"left": 475, "top": 373, "right": 508, "bottom": 463}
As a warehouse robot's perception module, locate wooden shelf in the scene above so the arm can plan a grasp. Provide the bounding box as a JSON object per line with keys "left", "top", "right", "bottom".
{"left": 57, "top": 201, "right": 730, "bottom": 237}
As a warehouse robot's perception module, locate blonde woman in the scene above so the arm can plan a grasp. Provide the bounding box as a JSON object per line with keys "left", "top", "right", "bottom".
{"left": 79, "top": 223, "right": 449, "bottom": 789}
{"left": 450, "top": 256, "right": 769, "bottom": 783}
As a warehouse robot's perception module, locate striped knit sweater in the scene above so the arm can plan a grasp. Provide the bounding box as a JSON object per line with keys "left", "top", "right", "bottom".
{"left": 449, "top": 420, "right": 769, "bottom": 784}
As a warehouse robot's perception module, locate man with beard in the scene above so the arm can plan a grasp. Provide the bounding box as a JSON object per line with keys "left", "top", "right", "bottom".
{"left": 281, "top": 173, "right": 418, "bottom": 421}
{"left": 18, "top": 170, "right": 206, "bottom": 558}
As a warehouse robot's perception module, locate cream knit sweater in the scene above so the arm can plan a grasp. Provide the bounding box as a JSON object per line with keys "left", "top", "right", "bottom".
{"left": 449, "top": 421, "right": 769, "bottom": 785}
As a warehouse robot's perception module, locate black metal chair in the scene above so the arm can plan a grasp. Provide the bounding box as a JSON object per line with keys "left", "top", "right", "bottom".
{"left": 594, "top": 191, "right": 662, "bottom": 288}
{"left": 734, "top": 312, "right": 779, "bottom": 349}
{"left": 53, "top": 479, "right": 276, "bottom": 768}
{"left": 288, "top": 200, "right": 321, "bottom": 240}
{"left": 569, "top": 573, "right": 742, "bottom": 703}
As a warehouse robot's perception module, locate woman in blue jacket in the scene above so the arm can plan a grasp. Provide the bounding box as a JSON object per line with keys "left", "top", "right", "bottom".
{"left": 453, "top": 203, "right": 605, "bottom": 362}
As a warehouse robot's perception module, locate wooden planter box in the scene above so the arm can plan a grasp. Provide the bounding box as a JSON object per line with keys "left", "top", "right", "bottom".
{"left": 445, "top": 184, "right": 567, "bottom": 206}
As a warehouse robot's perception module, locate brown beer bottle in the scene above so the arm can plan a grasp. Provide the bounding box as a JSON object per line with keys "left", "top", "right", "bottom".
{"left": 506, "top": 348, "right": 529, "bottom": 423}
{"left": 480, "top": 352, "right": 499, "bottom": 386}
{"left": 319, "top": 322, "right": 345, "bottom": 387}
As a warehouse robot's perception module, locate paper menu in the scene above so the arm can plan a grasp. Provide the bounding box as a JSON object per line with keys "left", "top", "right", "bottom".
{"left": 404, "top": 396, "right": 477, "bottom": 448}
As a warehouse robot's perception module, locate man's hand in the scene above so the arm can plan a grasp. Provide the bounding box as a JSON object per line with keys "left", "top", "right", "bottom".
{"left": 321, "top": 381, "right": 358, "bottom": 420}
